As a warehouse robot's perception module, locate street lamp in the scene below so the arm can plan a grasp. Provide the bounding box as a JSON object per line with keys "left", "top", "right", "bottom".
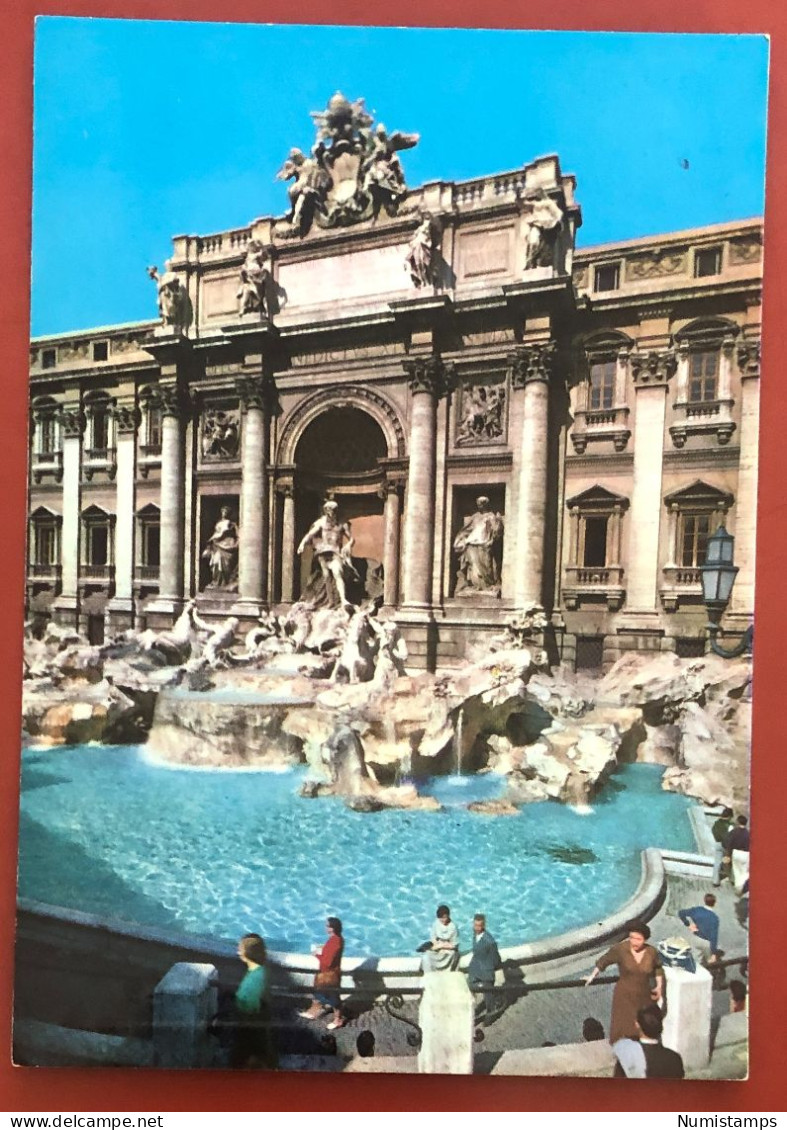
{"left": 699, "top": 525, "right": 753, "bottom": 659}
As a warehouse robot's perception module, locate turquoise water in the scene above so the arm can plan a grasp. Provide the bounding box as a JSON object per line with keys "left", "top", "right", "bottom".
{"left": 18, "top": 746, "right": 695, "bottom": 957}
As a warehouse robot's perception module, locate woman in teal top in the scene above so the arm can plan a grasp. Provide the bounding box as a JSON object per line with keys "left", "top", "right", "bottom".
{"left": 231, "top": 933, "right": 277, "bottom": 1068}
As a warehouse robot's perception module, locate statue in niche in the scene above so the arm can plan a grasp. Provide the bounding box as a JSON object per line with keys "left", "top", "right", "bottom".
{"left": 456, "top": 383, "right": 505, "bottom": 445}
{"left": 201, "top": 409, "right": 239, "bottom": 459}
{"left": 236, "top": 240, "right": 270, "bottom": 316}
{"left": 522, "top": 189, "right": 564, "bottom": 270}
{"left": 453, "top": 496, "right": 504, "bottom": 596}
{"left": 201, "top": 505, "right": 239, "bottom": 590}
{"left": 297, "top": 500, "right": 356, "bottom": 610}
{"left": 147, "top": 263, "right": 189, "bottom": 328}
{"left": 405, "top": 215, "right": 436, "bottom": 288}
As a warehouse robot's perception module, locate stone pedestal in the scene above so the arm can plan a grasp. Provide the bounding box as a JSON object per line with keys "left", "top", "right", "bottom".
{"left": 417, "top": 971, "right": 474, "bottom": 1074}
{"left": 152, "top": 962, "right": 218, "bottom": 1069}
{"left": 662, "top": 964, "right": 712, "bottom": 1072}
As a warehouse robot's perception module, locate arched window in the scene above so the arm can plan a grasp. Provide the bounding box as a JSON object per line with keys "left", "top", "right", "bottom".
{"left": 671, "top": 318, "right": 740, "bottom": 447}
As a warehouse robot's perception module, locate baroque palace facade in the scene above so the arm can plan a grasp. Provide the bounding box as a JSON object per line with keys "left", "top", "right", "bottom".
{"left": 26, "top": 96, "right": 761, "bottom": 670}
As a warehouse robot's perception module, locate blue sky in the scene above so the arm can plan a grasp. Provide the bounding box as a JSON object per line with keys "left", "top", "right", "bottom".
{"left": 31, "top": 19, "right": 770, "bottom": 336}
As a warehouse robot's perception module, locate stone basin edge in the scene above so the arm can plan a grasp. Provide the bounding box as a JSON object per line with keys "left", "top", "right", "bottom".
{"left": 16, "top": 846, "right": 671, "bottom": 986}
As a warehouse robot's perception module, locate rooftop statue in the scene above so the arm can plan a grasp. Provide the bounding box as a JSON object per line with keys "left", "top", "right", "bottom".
{"left": 147, "top": 262, "right": 189, "bottom": 329}
{"left": 276, "top": 92, "right": 419, "bottom": 237}
{"left": 405, "top": 214, "right": 437, "bottom": 288}
{"left": 522, "top": 188, "right": 564, "bottom": 270}
{"left": 236, "top": 240, "right": 271, "bottom": 317}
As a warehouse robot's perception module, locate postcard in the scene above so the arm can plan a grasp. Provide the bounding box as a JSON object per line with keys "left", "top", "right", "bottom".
{"left": 14, "top": 18, "right": 766, "bottom": 1086}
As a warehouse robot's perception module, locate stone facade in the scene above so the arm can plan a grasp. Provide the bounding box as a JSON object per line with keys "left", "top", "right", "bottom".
{"left": 26, "top": 139, "right": 761, "bottom": 669}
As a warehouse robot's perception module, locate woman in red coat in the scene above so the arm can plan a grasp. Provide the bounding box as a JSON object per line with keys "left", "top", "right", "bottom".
{"left": 299, "top": 917, "right": 345, "bottom": 1030}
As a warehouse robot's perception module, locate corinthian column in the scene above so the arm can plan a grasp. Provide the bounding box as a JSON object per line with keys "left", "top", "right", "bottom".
{"left": 235, "top": 376, "right": 272, "bottom": 613}
{"left": 156, "top": 384, "right": 186, "bottom": 604}
{"left": 510, "top": 343, "right": 554, "bottom": 608}
{"left": 401, "top": 356, "right": 444, "bottom": 609}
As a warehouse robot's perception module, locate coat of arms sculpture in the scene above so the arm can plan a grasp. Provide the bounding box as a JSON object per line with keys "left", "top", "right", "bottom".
{"left": 276, "top": 92, "right": 419, "bottom": 237}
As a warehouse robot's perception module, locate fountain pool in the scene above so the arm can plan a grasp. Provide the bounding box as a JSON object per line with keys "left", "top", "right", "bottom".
{"left": 18, "top": 745, "right": 696, "bottom": 957}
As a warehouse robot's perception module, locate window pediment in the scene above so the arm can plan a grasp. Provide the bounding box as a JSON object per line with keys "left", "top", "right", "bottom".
{"left": 567, "top": 485, "right": 629, "bottom": 511}
{"left": 663, "top": 480, "right": 733, "bottom": 510}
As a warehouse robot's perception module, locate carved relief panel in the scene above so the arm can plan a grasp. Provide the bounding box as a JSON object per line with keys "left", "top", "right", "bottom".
{"left": 201, "top": 406, "right": 240, "bottom": 461}
{"left": 455, "top": 379, "right": 507, "bottom": 447}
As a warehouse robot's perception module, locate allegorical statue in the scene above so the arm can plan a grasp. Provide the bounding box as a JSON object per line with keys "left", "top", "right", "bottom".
{"left": 147, "top": 263, "right": 189, "bottom": 329}
{"left": 522, "top": 189, "right": 564, "bottom": 270}
{"left": 236, "top": 240, "right": 270, "bottom": 317}
{"left": 453, "top": 496, "right": 504, "bottom": 596}
{"left": 201, "top": 505, "right": 239, "bottom": 590}
{"left": 276, "top": 94, "right": 419, "bottom": 236}
{"left": 360, "top": 123, "right": 419, "bottom": 216}
{"left": 275, "top": 147, "right": 331, "bottom": 237}
{"left": 297, "top": 500, "right": 355, "bottom": 609}
{"left": 405, "top": 215, "right": 436, "bottom": 288}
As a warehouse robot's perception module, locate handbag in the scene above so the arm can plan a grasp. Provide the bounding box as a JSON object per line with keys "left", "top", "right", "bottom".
{"left": 657, "top": 936, "right": 697, "bottom": 974}
{"left": 314, "top": 968, "right": 340, "bottom": 989}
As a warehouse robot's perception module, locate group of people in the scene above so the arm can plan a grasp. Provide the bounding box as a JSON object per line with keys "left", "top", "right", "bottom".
{"left": 421, "top": 906, "right": 503, "bottom": 1022}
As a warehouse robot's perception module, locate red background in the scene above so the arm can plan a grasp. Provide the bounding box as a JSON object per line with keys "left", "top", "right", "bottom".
{"left": 1, "top": 0, "right": 784, "bottom": 1112}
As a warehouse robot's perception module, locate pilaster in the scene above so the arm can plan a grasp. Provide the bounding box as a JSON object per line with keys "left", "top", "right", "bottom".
{"left": 625, "top": 348, "right": 675, "bottom": 611}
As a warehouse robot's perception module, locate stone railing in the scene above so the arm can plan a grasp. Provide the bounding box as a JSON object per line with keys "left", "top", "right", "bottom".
{"left": 80, "top": 564, "right": 115, "bottom": 584}
{"left": 134, "top": 565, "right": 160, "bottom": 583}
{"left": 659, "top": 564, "right": 703, "bottom": 611}
{"left": 563, "top": 564, "right": 625, "bottom": 611}
{"left": 570, "top": 405, "right": 630, "bottom": 453}
{"left": 32, "top": 450, "right": 63, "bottom": 483}
{"left": 197, "top": 227, "right": 252, "bottom": 258}
{"left": 29, "top": 563, "right": 62, "bottom": 582}
{"left": 670, "top": 398, "right": 736, "bottom": 448}
{"left": 83, "top": 448, "right": 117, "bottom": 481}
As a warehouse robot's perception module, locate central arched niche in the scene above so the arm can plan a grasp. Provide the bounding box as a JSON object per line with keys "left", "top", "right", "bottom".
{"left": 293, "top": 405, "right": 388, "bottom": 598}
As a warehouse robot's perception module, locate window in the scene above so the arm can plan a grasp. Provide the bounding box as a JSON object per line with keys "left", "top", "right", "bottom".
{"left": 593, "top": 263, "right": 620, "bottom": 292}
{"left": 694, "top": 247, "right": 722, "bottom": 278}
{"left": 41, "top": 349, "right": 56, "bottom": 369}
{"left": 675, "top": 638, "right": 706, "bottom": 659}
{"left": 688, "top": 351, "right": 718, "bottom": 402}
{"left": 39, "top": 415, "right": 58, "bottom": 454}
{"left": 29, "top": 508, "right": 62, "bottom": 579}
{"left": 87, "top": 524, "right": 109, "bottom": 566}
{"left": 92, "top": 407, "right": 110, "bottom": 450}
{"left": 92, "top": 341, "right": 109, "bottom": 362}
{"left": 576, "top": 636, "right": 604, "bottom": 672}
{"left": 35, "top": 524, "right": 58, "bottom": 566}
{"left": 680, "top": 512, "right": 712, "bottom": 567}
{"left": 589, "top": 360, "right": 616, "bottom": 410}
{"left": 583, "top": 517, "right": 609, "bottom": 567}
{"left": 141, "top": 522, "right": 160, "bottom": 568}
{"left": 147, "top": 405, "right": 163, "bottom": 450}
{"left": 81, "top": 507, "right": 114, "bottom": 572}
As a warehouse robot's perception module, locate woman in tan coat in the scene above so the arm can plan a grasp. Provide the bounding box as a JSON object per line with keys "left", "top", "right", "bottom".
{"left": 584, "top": 921, "right": 664, "bottom": 1043}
